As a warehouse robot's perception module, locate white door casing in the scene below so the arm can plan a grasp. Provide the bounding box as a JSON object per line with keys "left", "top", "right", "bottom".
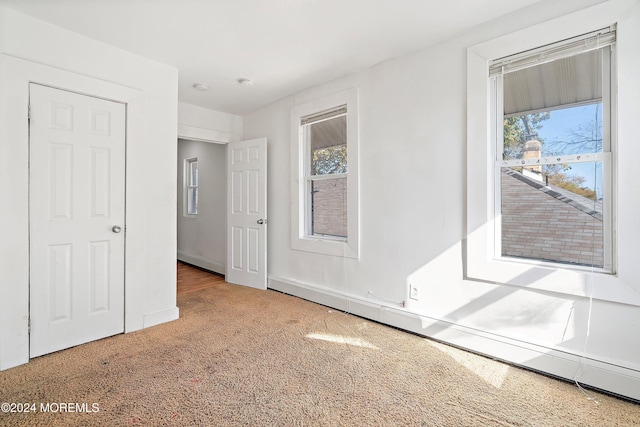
{"left": 29, "top": 84, "right": 126, "bottom": 358}
{"left": 226, "top": 137, "right": 267, "bottom": 289}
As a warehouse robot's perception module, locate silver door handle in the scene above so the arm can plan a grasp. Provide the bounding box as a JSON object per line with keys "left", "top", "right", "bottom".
{"left": 257, "top": 219, "right": 267, "bottom": 225}
{"left": 112, "top": 225, "right": 122, "bottom": 233}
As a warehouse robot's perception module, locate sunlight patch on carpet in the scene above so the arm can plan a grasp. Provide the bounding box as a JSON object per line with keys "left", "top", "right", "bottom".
{"left": 306, "top": 332, "right": 379, "bottom": 349}
{"left": 429, "top": 340, "right": 510, "bottom": 388}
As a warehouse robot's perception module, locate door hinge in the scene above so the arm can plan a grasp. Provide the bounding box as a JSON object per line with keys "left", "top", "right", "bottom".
{"left": 28, "top": 318, "right": 31, "bottom": 334}
{"left": 28, "top": 105, "right": 31, "bottom": 121}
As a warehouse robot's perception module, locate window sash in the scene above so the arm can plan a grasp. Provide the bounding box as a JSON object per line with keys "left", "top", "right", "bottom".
{"left": 188, "top": 160, "right": 198, "bottom": 186}
{"left": 499, "top": 152, "right": 606, "bottom": 168}
{"left": 303, "top": 111, "right": 348, "bottom": 177}
{"left": 495, "top": 45, "right": 612, "bottom": 158}
{"left": 305, "top": 175, "right": 347, "bottom": 239}
{"left": 186, "top": 187, "right": 198, "bottom": 215}
{"left": 306, "top": 172, "right": 348, "bottom": 182}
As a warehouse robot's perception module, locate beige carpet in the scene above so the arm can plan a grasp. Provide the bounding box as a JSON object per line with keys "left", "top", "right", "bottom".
{"left": 1, "top": 268, "right": 639, "bottom": 426}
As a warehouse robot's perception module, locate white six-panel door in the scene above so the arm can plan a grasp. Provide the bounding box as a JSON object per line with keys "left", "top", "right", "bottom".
{"left": 226, "top": 138, "right": 267, "bottom": 289}
{"left": 29, "top": 84, "right": 126, "bottom": 358}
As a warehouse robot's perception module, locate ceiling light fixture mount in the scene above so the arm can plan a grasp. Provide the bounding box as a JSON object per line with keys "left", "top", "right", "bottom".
{"left": 237, "top": 78, "right": 254, "bottom": 87}
{"left": 192, "top": 83, "right": 209, "bottom": 91}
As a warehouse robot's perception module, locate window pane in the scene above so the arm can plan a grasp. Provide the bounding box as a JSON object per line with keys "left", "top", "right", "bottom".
{"left": 187, "top": 188, "right": 198, "bottom": 215}
{"left": 311, "top": 177, "right": 347, "bottom": 238}
{"left": 503, "top": 103, "right": 603, "bottom": 160}
{"left": 312, "top": 145, "right": 347, "bottom": 175}
{"left": 502, "top": 48, "right": 604, "bottom": 161}
{"left": 501, "top": 162, "right": 603, "bottom": 268}
{"left": 189, "top": 161, "right": 198, "bottom": 186}
{"left": 308, "top": 115, "right": 347, "bottom": 175}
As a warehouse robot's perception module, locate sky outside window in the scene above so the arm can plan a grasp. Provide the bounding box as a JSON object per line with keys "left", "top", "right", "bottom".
{"left": 536, "top": 103, "right": 603, "bottom": 198}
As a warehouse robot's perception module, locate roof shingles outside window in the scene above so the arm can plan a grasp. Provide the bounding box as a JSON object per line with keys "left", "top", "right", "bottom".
{"left": 501, "top": 169, "right": 604, "bottom": 267}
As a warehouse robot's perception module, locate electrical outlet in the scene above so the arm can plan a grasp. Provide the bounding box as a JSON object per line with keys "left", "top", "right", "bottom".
{"left": 409, "top": 284, "right": 419, "bottom": 300}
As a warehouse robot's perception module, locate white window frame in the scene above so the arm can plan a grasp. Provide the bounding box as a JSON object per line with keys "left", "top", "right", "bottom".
{"left": 183, "top": 157, "right": 198, "bottom": 217}
{"left": 465, "top": 11, "right": 637, "bottom": 305}
{"left": 291, "top": 88, "right": 359, "bottom": 258}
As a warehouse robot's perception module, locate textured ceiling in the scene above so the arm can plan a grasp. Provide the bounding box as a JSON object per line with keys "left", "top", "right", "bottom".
{"left": 0, "top": 0, "right": 546, "bottom": 115}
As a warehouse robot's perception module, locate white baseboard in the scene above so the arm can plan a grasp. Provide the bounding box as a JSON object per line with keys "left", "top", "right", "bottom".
{"left": 143, "top": 307, "right": 179, "bottom": 329}
{"left": 177, "top": 251, "right": 225, "bottom": 276}
{"left": 268, "top": 275, "right": 640, "bottom": 401}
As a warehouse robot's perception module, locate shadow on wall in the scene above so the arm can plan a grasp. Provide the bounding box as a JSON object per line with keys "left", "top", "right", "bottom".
{"left": 407, "top": 242, "right": 575, "bottom": 347}
{"left": 403, "top": 235, "right": 636, "bottom": 397}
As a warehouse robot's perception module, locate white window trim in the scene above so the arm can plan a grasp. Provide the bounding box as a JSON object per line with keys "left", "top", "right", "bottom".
{"left": 466, "top": 12, "right": 640, "bottom": 306}
{"left": 183, "top": 157, "right": 198, "bottom": 218}
{"left": 291, "top": 88, "right": 359, "bottom": 258}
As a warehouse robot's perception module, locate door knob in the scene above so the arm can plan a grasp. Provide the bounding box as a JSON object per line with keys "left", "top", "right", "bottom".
{"left": 112, "top": 225, "right": 122, "bottom": 233}
{"left": 257, "top": 219, "right": 267, "bottom": 225}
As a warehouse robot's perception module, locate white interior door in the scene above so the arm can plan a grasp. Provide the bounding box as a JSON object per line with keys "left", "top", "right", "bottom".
{"left": 226, "top": 137, "right": 267, "bottom": 289}
{"left": 29, "top": 84, "right": 126, "bottom": 358}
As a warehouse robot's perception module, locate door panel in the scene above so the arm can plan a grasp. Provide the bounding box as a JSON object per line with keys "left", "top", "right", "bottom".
{"left": 29, "top": 84, "right": 126, "bottom": 358}
{"left": 226, "top": 138, "right": 267, "bottom": 289}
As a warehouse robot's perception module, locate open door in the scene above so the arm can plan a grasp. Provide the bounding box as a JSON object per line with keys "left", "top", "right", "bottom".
{"left": 226, "top": 137, "right": 267, "bottom": 289}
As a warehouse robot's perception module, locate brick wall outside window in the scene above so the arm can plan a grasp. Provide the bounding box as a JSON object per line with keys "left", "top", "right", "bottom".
{"left": 311, "top": 177, "right": 347, "bottom": 238}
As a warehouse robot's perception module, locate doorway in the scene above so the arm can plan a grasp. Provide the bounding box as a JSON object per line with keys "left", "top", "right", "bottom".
{"left": 176, "top": 139, "right": 227, "bottom": 275}
{"left": 176, "top": 137, "right": 268, "bottom": 289}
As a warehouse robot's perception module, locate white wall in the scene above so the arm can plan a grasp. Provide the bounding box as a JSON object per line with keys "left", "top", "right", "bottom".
{"left": 178, "top": 101, "right": 243, "bottom": 143}
{"left": 243, "top": 0, "right": 640, "bottom": 400}
{"left": 0, "top": 7, "right": 179, "bottom": 370}
{"left": 177, "top": 139, "right": 227, "bottom": 274}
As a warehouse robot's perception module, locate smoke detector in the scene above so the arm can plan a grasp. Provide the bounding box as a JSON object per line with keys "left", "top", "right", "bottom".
{"left": 236, "top": 78, "right": 254, "bottom": 87}
{"left": 192, "top": 83, "right": 209, "bottom": 91}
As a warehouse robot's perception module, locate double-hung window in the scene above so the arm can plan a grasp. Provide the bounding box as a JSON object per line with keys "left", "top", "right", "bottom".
{"left": 490, "top": 28, "right": 615, "bottom": 272}
{"left": 466, "top": 21, "right": 621, "bottom": 297}
{"left": 303, "top": 106, "right": 348, "bottom": 239}
{"left": 184, "top": 157, "right": 198, "bottom": 217}
{"left": 291, "top": 88, "right": 359, "bottom": 258}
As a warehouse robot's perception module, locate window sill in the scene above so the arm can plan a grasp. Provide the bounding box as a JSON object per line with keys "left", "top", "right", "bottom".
{"left": 292, "top": 235, "right": 358, "bottom": 259}
{"left": 466, "top": 240, "right": 640, "bottom": 306}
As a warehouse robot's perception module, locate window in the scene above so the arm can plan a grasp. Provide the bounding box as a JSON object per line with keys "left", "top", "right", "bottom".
{"left": 466, "top": 19, "right": 625, "bottom": 299}
{"left": 304, "top": 107, "right": 348, "bottom": 238}
{"left": 184, "top": 157, "right": 198, "bottom": 217}
{"left": 291, "top": 88, "right": 359, "bottom": 257}
{"left": 490, "top": 28, "right": 615, "bottom": 272}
